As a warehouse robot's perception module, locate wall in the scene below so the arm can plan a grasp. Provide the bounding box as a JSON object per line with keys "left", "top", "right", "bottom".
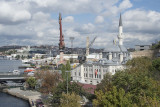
{"left": 131, "top": 50, "right": 154, "bottom": 58}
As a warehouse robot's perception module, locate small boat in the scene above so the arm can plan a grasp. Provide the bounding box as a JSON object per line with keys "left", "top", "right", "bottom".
{"left": 24, "top": 68, "right": 35, "bottom": 72}
{"left": 13, "top": 70, "right": 20, "bottom": 75}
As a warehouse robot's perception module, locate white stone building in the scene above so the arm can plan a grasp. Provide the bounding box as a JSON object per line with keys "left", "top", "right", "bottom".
{"left": 71, "top": 14, "right": 131, "bottom": 85}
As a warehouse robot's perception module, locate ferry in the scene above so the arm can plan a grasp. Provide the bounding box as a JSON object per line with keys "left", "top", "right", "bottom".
{"left": 24, "top": 68, "right": 35, "bottom": 73}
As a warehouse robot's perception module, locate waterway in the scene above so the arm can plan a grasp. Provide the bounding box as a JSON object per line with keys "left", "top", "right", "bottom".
{"left": 0, "top": 92, "right": 30, "bottom": 107}
{"left": 0, "top": 59, "right": 22, "bottom": 72}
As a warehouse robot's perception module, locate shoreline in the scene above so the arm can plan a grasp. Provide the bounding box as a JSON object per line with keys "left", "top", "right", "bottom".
{"left": 2, "top": 88, "right": 42, "bottom": 107}
{"left": 2, "top": 88, "right": 32, "bottom": 107}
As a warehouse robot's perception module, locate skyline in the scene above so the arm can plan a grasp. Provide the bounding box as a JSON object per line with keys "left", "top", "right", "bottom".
{"left": 0, "top": 0, "right": 160, "bottom": 48}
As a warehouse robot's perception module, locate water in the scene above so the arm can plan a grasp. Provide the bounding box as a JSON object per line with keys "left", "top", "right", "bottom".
{"left": 0, "top": 92, "right": 30, "bottom": 107}
{"left": 0, "top": 59, "right": 23, "bottom": 73}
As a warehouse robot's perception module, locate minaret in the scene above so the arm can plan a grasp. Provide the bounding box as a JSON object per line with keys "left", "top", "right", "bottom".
{"left": 59, "top": 13, "right": 65, "bottom": 64}
{"left": 118, "top": 13, "right": 123, "bottom": 45}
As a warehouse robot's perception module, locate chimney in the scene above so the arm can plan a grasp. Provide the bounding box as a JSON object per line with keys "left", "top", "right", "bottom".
{"left": 109, "top": 52, "right": 112, "bottom": 60}
{"left": 120, "top": 52, "right": 123, "bottom": 63}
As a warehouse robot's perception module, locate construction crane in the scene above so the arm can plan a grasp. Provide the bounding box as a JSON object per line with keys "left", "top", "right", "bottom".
{"left": 78, "top": 36, "right": 97, "bottom": 63}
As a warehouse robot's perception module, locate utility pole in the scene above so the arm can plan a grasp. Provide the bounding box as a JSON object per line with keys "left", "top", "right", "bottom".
{"left": 66, "top": 70, "right": 70, "bottom": 104}
{"left": 69, "top": 37, "right": 74, "bottom": 63}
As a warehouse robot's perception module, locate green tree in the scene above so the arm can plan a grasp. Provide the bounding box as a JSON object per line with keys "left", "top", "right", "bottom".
{"left": 96, "top": 72, "right": 112, "bottom": 92}
{"left": 93, "top": 86, "right": 133, "bottom": 107}
{"left": 21, "top": 55, "right": 25, "bottom": 60}
{"left": 126, "top": 57, "right": 152, "bottom": 73}
{"left": 61, "top": 64, "right": 66, "bottom": 79}
{"left": 26, "top": 77, "right": 37, "bottom": 89}
{"left": 60, "top": 92, "right": 81, "bottom": 107}
{"left": 152, "top": 41, "right": 160, "bottom": 49}
{"left": 60, "top": 61, "right": 71, "bottom": 80}
{"left": 66, "top": 60, "right": 71, "bottom": 71}
{"left": 93, "top": 57, "right": 160, "bottom": 106}
{"left": 152, "top": 58, "right": 160, "bottom": 71}
{"left": 15, "top": 55, "right": 20, "bottom": 60}
{"left": 51, "top": 81, "right": 87, "bottom": 106}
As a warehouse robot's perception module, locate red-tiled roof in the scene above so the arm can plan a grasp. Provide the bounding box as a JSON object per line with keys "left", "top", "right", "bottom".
{"left": 78, "top": 83, "right": 97, "bottom": 94}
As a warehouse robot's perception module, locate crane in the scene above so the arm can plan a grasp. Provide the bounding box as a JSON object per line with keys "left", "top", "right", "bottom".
{"left": 78, "top": 36, "right": 97, "bottom": 63}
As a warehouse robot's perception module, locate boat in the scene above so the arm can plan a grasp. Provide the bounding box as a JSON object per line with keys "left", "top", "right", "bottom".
{"left": 24, "top": 68, "right": 35, "bottom": 72}
{"left": 12, "top": 70, "right": 20, "bottom": 75}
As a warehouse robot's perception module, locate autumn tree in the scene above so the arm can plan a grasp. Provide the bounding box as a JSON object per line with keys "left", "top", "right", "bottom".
{"left": 35, "top": 71, "right": 62, "bottom": 94}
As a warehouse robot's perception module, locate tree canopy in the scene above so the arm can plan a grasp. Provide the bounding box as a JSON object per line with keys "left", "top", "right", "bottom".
{"left": 93, "top": 57, "right": 160, "bottom": 106}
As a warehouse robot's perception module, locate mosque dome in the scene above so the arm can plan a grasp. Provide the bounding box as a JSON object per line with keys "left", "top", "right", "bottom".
{"left": 103, "top": 44, "right": 121, "bottom": 52}
{"left": 119, "top": 45, "right": 127, "bottom": 52}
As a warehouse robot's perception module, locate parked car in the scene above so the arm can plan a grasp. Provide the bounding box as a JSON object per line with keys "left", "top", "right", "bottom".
{"left": 36, "top": 99, "right": 44, "bottom": 107}
{"left": 27, "top": 71, "right": 34, "bottom": 76}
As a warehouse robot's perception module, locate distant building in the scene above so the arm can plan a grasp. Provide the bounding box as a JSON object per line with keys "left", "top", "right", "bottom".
{"left": 71, "top": 14, "right": 131, "bottom": 85}
{"left": 135, "top": 45, "right": 151, "bottom": 51}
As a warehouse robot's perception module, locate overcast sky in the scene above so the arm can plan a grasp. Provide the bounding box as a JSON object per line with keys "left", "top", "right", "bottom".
{"left": 0, "top": 0, "right": 160, "bottom": 48}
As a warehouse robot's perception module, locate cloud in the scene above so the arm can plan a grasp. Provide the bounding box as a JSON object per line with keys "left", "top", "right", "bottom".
{"left": 31, "top": 0, "right": 118, "bottom": 14}
{"left": 0, "top": 2, "right": 31, "bottom": 24}
{"left": 123, "top": 9, "right": 160, "bottom": 34}
{"left": 119, "top": 0, "right": 133, "bottom": 10}
{"left": 0, "top": 0, "right": 159, "bottom": 49}
{"left": 95, "top": 16, "right": 104, "bottom": 23}
{"left": 63, "top": 16, "right": 74, "bottom": 23}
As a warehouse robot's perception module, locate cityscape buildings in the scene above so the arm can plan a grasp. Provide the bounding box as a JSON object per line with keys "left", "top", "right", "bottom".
{"left": 71, "top": 14, "right": 131, "bottom": 85}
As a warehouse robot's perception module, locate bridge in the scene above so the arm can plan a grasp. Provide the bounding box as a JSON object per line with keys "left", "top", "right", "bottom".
{"left": 0, "top": 73, "right": 26, "bottom": 83}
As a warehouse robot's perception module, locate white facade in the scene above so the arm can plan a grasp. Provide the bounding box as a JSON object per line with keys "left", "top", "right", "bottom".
{"left": 72, "top": 61, "right": 125, "bottom": 85}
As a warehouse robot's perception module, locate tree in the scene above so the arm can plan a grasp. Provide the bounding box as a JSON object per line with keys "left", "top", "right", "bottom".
{"left": 152, "top": 58, "right": 160, "bottom": 71}
{"left": 60, "top": 92, "right": 81, "bottom": 107}
{"left": 60, "top": 61, "right": 71, "bottom": 80}
{"left": 96, "top": 72, "right": 112, "bottom": 92}
{"left": 93, "top": 57, "right": 160, "bottom": 106}
{"left": 66, "top": 60, "right": 71, "bottom": 71}
{"left": 50, "top": 81, "right": 87, "bottom": 106}
{"left": 26, "top": 77, "right": 37, "bottom": 89}
{"left": 126, "top": 57, "right": 152, "bottom": 73}
{"left": 35, "top": 71, "right": 62, "bottom": 94}
{"left": 15, "top": 55, "right": 20, "bottom": 60}
{"left": 61, "top": 64, "right": 66, "bottom": 79}
{"left": 93, "top": 86, "right": 133, "bottom": 107}
{"left": 152, "top": 41, "right": 160, "bottom": 49}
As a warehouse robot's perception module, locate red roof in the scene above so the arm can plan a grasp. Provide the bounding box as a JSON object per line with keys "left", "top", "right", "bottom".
{"left": 78, "top": 83, "right": 97, "bottom": 94}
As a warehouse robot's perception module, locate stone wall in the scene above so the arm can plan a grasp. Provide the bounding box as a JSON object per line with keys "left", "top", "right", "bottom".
{"left": 131, "top": 50, "right": 154, "bottom": 59}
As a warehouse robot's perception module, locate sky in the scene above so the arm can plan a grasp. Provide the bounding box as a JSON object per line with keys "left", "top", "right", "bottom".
{"left": 0, "top": 0, "right": 160, "bottom": 49}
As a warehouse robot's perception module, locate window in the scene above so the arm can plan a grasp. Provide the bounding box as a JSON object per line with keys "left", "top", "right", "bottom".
{"left": 75, "top": 72, "right": 76, "bottom": 76}
{"left": 79, "top": 72, "right": 80, "bottom": 76}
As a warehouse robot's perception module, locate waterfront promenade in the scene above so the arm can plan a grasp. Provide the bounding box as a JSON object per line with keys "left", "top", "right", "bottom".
{"left": 4, "top": 88, "right": 45, "bottom": 107}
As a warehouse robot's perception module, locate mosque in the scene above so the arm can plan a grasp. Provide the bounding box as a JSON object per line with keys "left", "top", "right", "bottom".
{"left": 71, "top": 14, "right": 131, "bottom": 85}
